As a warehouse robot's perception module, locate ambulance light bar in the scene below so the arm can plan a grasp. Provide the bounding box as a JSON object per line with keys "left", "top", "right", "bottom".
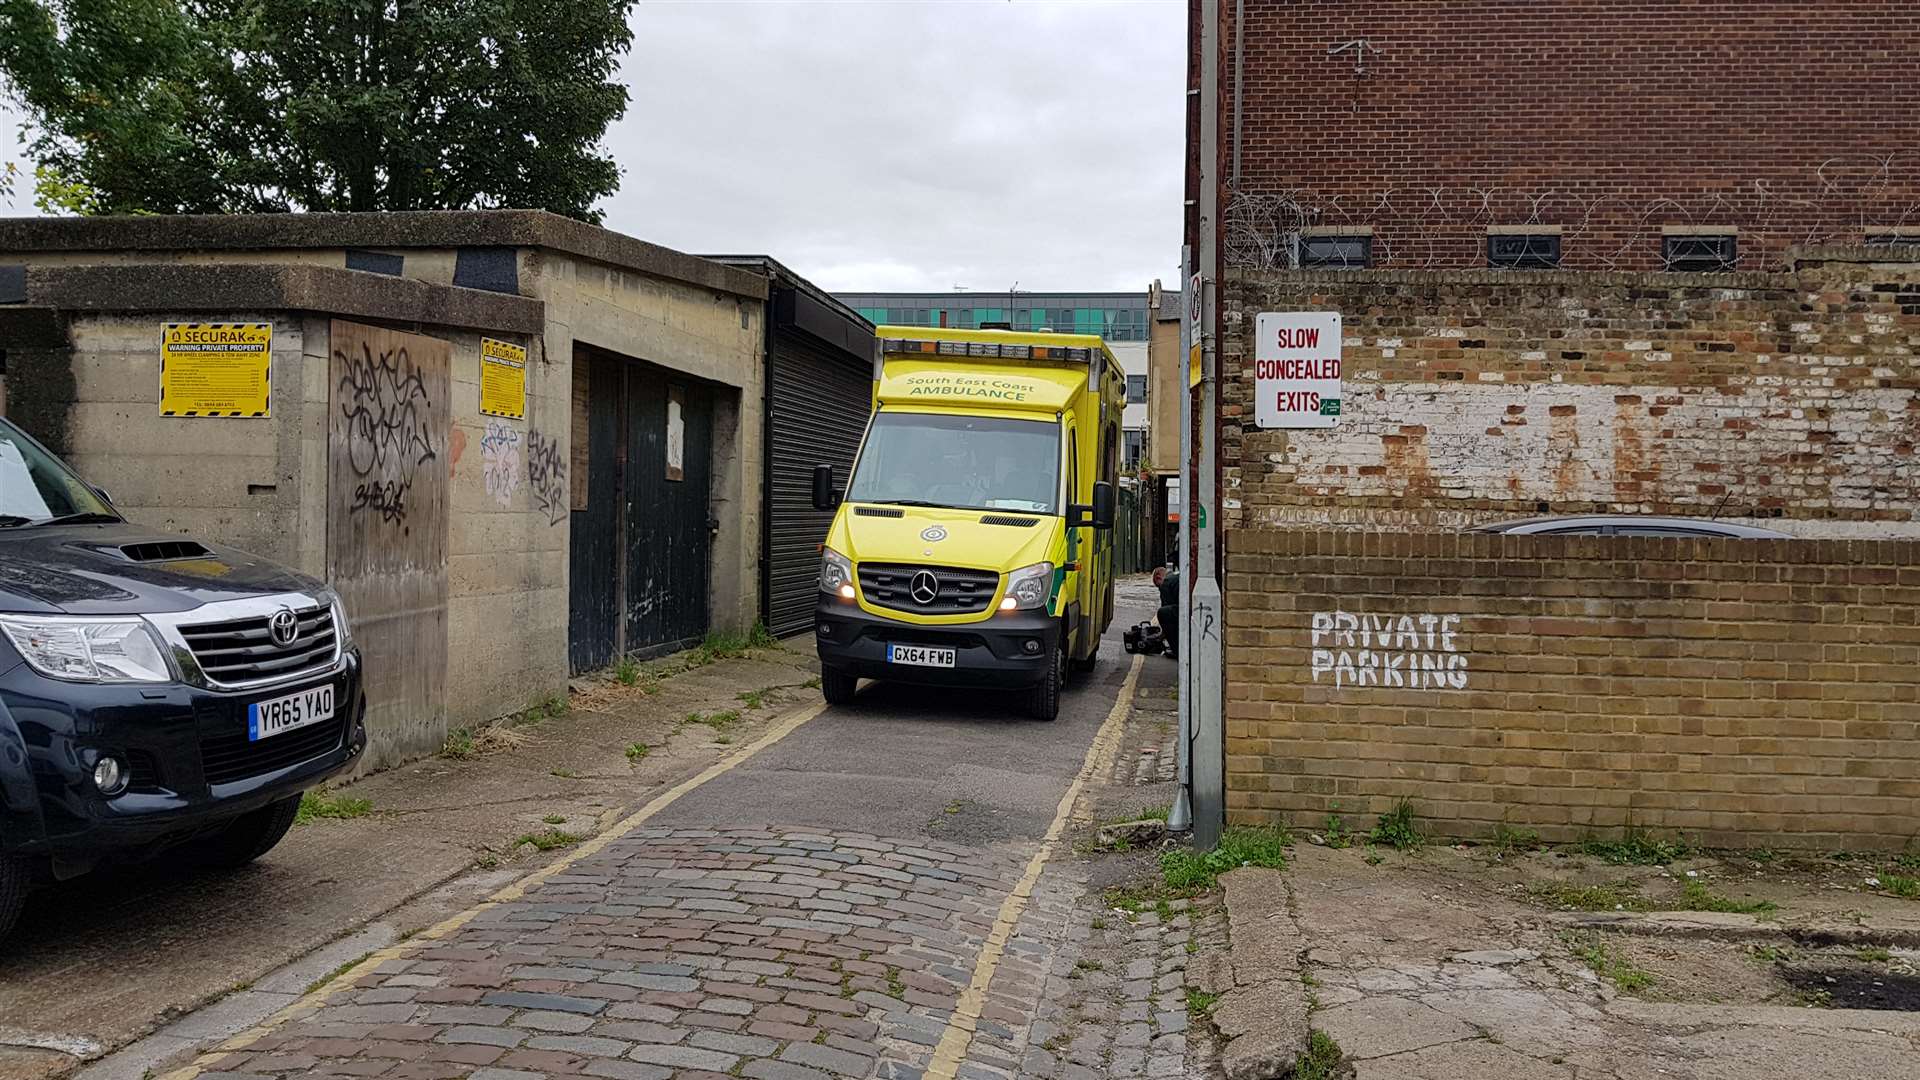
{"left": 883, "top": 339, "right": 1094, "bottom": 363}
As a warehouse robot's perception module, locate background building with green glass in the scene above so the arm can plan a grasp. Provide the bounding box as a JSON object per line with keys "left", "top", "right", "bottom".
{"left": 836, "top": 290, "right": 1153, "bottom": 471}
{"left": 836, "top": 291, "right": 1150, "bottom": 342}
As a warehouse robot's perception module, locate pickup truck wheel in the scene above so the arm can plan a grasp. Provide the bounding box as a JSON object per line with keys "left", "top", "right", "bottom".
{"left": 820, "top": 666, "right": 859, "bottom": 706}
{"left": 1026, "top": 639, "right": 1064, "bottom": 721}
{"left": 0, "top": 855, "right": 26, "bottom": 944}
{"left": 197, "top": 794, "right": 302, "bottom": 871}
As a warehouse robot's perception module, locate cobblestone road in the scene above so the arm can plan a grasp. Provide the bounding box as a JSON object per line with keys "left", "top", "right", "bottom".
{"left": 158, "top": 599, "right": 1212, "bottom": 1080}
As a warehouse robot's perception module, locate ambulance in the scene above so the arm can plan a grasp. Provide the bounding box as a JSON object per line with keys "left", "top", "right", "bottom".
{"left": 810, "top": 326, "right": 1124, "bottom": 720}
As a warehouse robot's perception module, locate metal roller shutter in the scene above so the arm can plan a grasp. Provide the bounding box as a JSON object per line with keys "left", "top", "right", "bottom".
{"left": 765, "top": 327, "right": 871, "bottom": 638}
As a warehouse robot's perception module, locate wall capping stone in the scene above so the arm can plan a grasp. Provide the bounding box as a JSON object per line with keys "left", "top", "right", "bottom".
{"left": 23, "top": 263, "right": 544, "bottom": 334}
{"left": 0, "top": 209, "right": 769, "bottom": 301}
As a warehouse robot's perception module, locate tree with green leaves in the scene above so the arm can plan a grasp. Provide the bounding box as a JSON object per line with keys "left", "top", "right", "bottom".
{"left": 0, "top": 0, "right": 635, "bottom": 220}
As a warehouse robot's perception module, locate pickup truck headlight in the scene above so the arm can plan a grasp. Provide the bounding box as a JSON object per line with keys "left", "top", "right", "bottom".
{"left": 819, "top": 548, "right": 855, "bottom": 598}
{"left": 0, "top": 614, "right": 174, "bottom": 683}
{"left": 319, "top": 587, "right": 354, "bottom": 648}
{"left": 1002, "top": 562, "right": 1055, "bottom": 611}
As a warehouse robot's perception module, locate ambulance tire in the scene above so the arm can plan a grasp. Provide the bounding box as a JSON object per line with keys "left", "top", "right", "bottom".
{"left": 820, "top": 666, "right": 859, "bottom": 706}
{"left": 1027, "top": 637, "right": 1064, "bottom": 722}
{"left": 1072, "top": 638, "right": 1099, "bottom": 674}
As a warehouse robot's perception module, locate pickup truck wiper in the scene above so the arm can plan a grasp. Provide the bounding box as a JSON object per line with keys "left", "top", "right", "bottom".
{"left": 34, "top": 512, "right": 123, "bottom": 526}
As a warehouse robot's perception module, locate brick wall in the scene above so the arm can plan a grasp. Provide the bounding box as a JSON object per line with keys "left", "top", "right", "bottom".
{"left": 1224, "top": 529, "right": 1920, "bottom": 850}
{"left": 1219, "top": 1, "right": 1920, "bottom": 271}
{"left": 1222, "top": 256, "right": 1920, "bottom": 536}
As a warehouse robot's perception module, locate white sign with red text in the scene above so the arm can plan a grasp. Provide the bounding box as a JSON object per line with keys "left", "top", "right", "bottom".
{"left": 1254, "top": 311, "right": 1342, "bottom": 429}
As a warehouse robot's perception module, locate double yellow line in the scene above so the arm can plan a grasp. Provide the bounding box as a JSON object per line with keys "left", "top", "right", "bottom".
{"left": 923, "top": 653, "right": 1143, "bottom": 1078}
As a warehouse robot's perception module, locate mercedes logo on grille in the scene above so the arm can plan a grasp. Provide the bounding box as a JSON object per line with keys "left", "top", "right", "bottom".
{"left": 909, "top": 570, "right": 941, "bottom": 606}
{"left": 269, "top": 608, "right": 299, "bottom": 647}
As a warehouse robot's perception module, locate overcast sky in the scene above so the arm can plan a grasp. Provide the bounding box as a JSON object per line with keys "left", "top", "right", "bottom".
{"left": 0, "top": 0, "right": 1185, "bottom": 293}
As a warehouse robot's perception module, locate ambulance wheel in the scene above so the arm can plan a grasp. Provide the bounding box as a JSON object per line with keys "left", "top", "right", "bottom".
{"left": 820, "top": 666, "right": 859, "bottom": 706}
{"left": 1026, "top": 639, "right": 1064, "bottom": 721}
{"left": 1072, "top": 639, "right": 1099, "bottom": 673}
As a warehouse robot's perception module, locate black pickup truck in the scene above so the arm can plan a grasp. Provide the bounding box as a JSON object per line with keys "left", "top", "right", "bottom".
{"left": 0, "top": 417, "right": 366, "bottom": 942}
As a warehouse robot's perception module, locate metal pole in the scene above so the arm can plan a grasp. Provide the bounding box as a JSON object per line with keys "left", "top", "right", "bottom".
{"left": 1191, "top": 0, "right": 1226, "bottom": 849}
{"left": 1167, "top": 247, "right": 1194, "bottom": 836}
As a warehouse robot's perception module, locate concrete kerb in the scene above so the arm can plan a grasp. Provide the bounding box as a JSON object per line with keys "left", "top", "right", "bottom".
{"left": 1551, "top": 911, "right": 1920, "bottom": 950}
{"left": 1201, "top": 868, "right": 1312, "bottom": 1080}
{"left": 150, "top": 698, "right": 831, "bottom": 1080}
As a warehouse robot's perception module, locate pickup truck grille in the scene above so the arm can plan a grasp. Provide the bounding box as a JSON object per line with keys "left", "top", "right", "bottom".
{"left": 858, "top": 563, "right": 999, "bottom": 615}
{"left": 201, "top": 712, "right": 346, "bottom": 786}
{"left": 180, "top": 606, "right": 338, "bottom": 686}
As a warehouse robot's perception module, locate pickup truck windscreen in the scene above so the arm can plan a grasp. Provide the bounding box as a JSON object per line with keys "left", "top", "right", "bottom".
{"left": 846, "top": 412, "right": 1061, "bottom": 514}
{"left": 0, "top": 419, "right": 119, "bottom": 526}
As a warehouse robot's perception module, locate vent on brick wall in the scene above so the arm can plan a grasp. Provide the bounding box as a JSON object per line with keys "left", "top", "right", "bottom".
{"left": 1297, "top": 234, "right": 1371, "bottom": 270}
{"left": 1663, "top": 235, "right": 1738, "bottom": 273}
{"left": 1488, "top": 234, "right": 1561, "bottom": 270}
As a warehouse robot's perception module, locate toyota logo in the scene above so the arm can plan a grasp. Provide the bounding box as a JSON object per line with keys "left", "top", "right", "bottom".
{"left": 269, "top": 608, "right": 299, "bottom": 647}
{"left": 909, "top": 570, "right": 941, "bottom": 606}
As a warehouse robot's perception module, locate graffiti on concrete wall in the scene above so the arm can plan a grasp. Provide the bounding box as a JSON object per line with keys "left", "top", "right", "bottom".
{"left": 1310, "top": 610, "right": 1467, "bottom": 689}
{"left": 337, "top": 342, "right": 438, "bottom": 524}
{"left": 527, "top": 429, "right": 567, "bottom": 526}
{"left": 481, "top": 420, "right": 523, "bottom": 507}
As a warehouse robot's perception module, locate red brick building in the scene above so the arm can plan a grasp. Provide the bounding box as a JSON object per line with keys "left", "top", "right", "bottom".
{"left": 1199, "top": 1, "right": 1920, "bottom": 273}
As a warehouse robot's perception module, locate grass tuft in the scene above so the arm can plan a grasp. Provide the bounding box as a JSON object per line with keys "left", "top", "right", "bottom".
{"left": 1323, "top": 802, "right": 1351, "bottom": 849}
{"left": 440, "top": 727, "right": 476, "bottom": 760}
{"left": 1184, "top": 988, "right": 1220, "bottom": 1017}
{"left": 542, "top": 813, "right": 566, "bottom": 826}
{"left": 625, "top": 742, "right": 651, "bottom": 762}
{"left": 515, "top": 829, "right": 584, "bottom": 851}
{"left": 1528, "top": 880, "right": 1653, "bottom": 912}
{"left": 1677, "top": 879, "right": 1776, "bottom": 915}
{"left": 615, "top": 656, "right": 641, "bottom": 686}
{"left": 295, "top": 790, "right": 372, "bottom": 825}
{"left": 1369, "top": 798, "right": 1423, "bottom": 851}
{"left": 1877, "top": 869, "right": 1919, "bottom": 899}
{"left": 1293, "top": 1031, "right": 1347, "bottom": 1080}
{"left": 550, "top": 767, "right": 580, "bottom": 779}
{"left": 686, "top": 709, "right": 743, "bottom": 732}
{"left": 1565, "top": 932, "right": 1654, "bottom": 992}
{"left": 1581, "top": 827, "right": 1692, "bottom": 866}
{"left": 1489, "top": 823, "right": 1542, "bottom": 857}
{"left": 1161, "top": 826, "right": 1292, "bottom": 893}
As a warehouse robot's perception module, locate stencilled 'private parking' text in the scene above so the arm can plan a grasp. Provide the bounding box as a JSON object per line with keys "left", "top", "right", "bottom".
{"left": 1310, "top": 610, "right": 1468, "bottom": 689}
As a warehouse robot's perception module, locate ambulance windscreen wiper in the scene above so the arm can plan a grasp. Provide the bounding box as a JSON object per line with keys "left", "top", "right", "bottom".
{"left": 872, "top": 499, "right": 965, "bottom": 510}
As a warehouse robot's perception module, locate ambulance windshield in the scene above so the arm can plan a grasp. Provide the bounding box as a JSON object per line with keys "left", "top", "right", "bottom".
{"left": 846, "top": 412, "right": 1060, "bottom": 515}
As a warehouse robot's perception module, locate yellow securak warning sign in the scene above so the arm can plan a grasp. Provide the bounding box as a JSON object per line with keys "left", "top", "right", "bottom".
{"left": 479, "top": 337, "right": 528, "bottom": 419}
{"left": 160, "top": 323, "right": 272, "bottom": 417}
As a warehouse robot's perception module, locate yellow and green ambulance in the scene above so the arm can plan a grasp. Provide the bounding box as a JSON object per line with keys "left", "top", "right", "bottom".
{"left": 809, "top": 326, "right": 1125, "bottom": 720}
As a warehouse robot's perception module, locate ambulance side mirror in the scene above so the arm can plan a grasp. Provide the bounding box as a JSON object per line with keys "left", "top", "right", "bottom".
{"left": 1072, "top": 482, "right": 1116, "bottom": 529}
{"left": 811, "top": 464, "right": 840, "bottom": 512}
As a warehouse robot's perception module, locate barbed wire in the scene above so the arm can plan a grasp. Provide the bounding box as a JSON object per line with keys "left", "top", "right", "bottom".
{"left": 1225, "top": 152, "right": 1920, "bottom": 272}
